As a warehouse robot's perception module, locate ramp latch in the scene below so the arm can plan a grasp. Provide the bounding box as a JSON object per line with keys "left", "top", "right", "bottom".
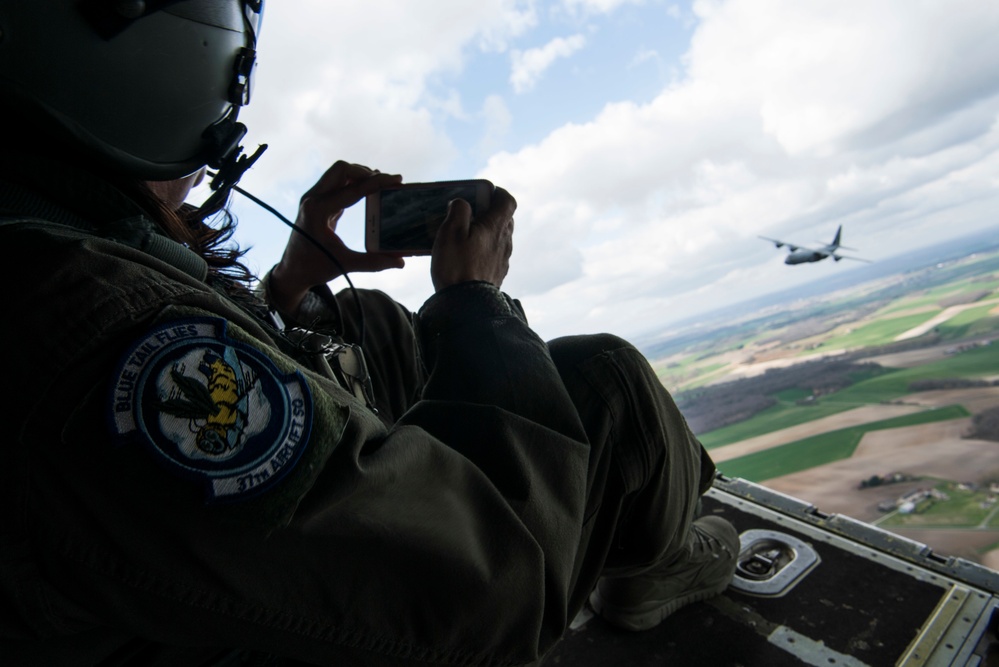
{"left": 739, "top": 545, "right": 791, "bottom": 581}
{"left": 730, "top": 529, "right": 820, "bottom": 597}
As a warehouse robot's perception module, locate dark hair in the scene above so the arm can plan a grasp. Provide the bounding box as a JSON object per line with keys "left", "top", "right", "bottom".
{"left": 130, "top": 179, "right": 256, "bottom": 290}
{"left": 1, "top": 104, "right": 256, "bottom": 293}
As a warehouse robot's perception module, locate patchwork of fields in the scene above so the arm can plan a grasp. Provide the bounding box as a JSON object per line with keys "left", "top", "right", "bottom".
{"left": 649, "top": 250, "right": 999, "bottom": 563}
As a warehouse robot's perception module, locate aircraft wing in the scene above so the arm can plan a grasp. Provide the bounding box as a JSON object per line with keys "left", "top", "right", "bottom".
{"left": 758, "top": 235, "right": 801, "bottom": 251}
{"left": 759, "top": 236, "right": 829, "bottom": 253}
{"left": 832, "top": 253, "right": 872, "bottom": 263}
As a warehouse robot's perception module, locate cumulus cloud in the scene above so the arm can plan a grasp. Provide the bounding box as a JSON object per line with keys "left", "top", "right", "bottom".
{"left": 510, "top": 35, "right": 588, "bottom": 93}
{"left": 629, "top": 49, "right": 661, "bottom": 68}
{"left": 239, "top": 0, "right": 537, "bottom": 194}
{"left": 224, "top": 0, "right": 999, "bottom": 341}
{"left": 481, "top": 0, "right": 999, "bottom": 338}
{"left": 689, "top": 0, "right": 999, "bottom": 157}
{"left": 477, "top": 94, "right": 514, "bottom": 157}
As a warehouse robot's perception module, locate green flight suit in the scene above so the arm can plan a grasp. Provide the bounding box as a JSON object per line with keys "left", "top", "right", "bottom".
{"left": 0, "top": 159, "right": 714, "bottom": 665}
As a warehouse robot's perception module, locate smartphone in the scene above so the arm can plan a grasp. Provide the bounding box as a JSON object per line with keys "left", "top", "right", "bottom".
{"left": 365, "top": 179, "right": 494, "bottom": 256}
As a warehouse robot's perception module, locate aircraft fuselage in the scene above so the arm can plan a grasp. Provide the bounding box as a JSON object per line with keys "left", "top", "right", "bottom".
{"left": 785, "top": 250, "right": 829, "bottom": 264}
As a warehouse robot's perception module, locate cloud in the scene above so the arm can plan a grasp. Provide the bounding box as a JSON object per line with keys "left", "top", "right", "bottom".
{"left": 238, "top": 0, "right": 538, "bottom": 194}
{"left": 223, "top": 0, "right": 999, "bottom": 342}
{"left": 628, "top": 48, "right": 660, "bottom": 69}
{"left": 687, "top": 0, "right": 999, "bottom": 156}
{"left": 482, "top": 0, "right": 999, "bottom": 338}
{"left": 510, "top": 34, "right": 588, "bottom": 93}
{"left": 477, "top": 94, "right": 514, "bottom": 157}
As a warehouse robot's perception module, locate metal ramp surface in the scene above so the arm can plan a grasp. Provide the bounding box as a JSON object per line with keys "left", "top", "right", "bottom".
{"left": 547, "top": 476, "right": 999, "bottom": 666}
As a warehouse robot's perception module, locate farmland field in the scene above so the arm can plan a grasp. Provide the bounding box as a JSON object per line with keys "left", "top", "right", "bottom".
{"left": 698, "top": 345, "right": 999, "bottom": 449}
{"left": 644, "top": 246, "right": 999, "bottom": 562}
{"left": 718, "top": 405, "right": 971, "bottom": 482}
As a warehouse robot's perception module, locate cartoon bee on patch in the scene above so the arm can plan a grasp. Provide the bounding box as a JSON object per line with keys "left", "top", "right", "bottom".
{"left": 155, "top": 347, "right": 260, "bottom": 457}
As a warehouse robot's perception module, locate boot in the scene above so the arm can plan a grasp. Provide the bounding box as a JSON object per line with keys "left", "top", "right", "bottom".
{"left": 589, "top": 515, "right": 739, "bottom": 631}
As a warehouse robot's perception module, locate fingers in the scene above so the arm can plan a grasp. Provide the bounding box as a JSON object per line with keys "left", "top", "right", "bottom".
{"left": 430, "top": 187, "right": 517, "bottom": 291}
{"left": 305, "top": 161, "right": 376, "bottom": 198}
{"left": 477, "top": 187, "right": 516, "bottom": 248}
{"left": 303, "top": 161, "right": 401, "bottom": 207}
{"left": 437, "top": 187, "right": 515, "bottom": 242}
{"left": 339, "top": 246, "right": 406, "bottom": 273}
{"left": 298, "top": 161, "right": 401, "bottom": 231}
{"left": 475, "top": 187, "right": 516, "bottom": 248}
{"left": 486, "top": 187, "right": 518, "bottom": 224}
{"left": 438, "top": 198, "right": 473, "bottom": 243}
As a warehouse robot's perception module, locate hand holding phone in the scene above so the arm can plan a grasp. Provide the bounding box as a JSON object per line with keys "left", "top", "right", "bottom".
{"left": 269, "top": 161, "right": 405, "bottom": 315}
{"left": 365, "top": 180, "right": 494, "bottom": 256}
{"left": 430, "top": 186, "right": 516, "bottom": 291}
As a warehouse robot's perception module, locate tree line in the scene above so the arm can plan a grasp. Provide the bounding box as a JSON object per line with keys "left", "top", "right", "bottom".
{"left": 674, "top": 360, "right": 881, "bottom": 435}
{"left": 968, "top": 407, "right": 999, "bottom": 442}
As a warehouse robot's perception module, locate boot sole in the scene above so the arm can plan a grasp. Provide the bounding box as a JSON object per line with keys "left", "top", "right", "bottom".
{"left": 589, "top": 579, "right": 731, "bottom": 632}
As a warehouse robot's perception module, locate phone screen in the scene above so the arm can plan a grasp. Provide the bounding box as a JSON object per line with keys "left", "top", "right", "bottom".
{"left": 377, "top": 183, "right": 488, "bottom": 252}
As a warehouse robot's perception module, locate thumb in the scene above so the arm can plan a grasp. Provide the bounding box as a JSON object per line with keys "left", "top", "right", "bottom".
{"left": 334, "top": 242, "right": 406, "bottom": 274}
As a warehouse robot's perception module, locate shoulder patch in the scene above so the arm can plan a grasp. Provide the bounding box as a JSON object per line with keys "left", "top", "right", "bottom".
{"left": 110, "top": 318, "right": 313, "bottom": 503}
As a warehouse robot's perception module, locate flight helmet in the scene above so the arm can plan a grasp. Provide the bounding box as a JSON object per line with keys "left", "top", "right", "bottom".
{"left": 0, "top": 0, "right": 264, "bottom": 181}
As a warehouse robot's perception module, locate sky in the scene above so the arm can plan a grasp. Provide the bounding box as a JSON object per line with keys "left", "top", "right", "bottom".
{"left": 201, "top": 0, "right": 999, "bottom": 342}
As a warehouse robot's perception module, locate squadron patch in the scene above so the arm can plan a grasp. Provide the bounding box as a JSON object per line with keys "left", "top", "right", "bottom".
{"left": 110, "top": 318, "right": 313, "bottom": 502}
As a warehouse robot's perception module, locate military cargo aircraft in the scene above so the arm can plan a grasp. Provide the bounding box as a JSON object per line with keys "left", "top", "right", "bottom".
{"left": 761, "top": 225, "right": 871, "bottom": 265}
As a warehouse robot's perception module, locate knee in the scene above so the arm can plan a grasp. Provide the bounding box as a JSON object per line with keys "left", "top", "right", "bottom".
{"left": 549, "top": 333, "right": 672, "bottom": 410}
{"left": 549, "top": 333, "right": 636, "bottom": 371}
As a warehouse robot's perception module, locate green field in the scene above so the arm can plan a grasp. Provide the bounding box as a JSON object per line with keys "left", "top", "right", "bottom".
{"left": 775, "top": 388, "right": 813, "bottom": 402}
{"left": 805, "top": 312, "right": 938, "bottom": 351}
{"left": 880, "top": 481, "right": 996, "bottom": 529}
{"left": 657, "top": 249, "right": 998, "bottom": 498}
{"left": 879, "top": 298, "right": 942, "bottom": 316}
{"left": 937, "top": 306, "right": 999, "bottom": 341}
{"left": 716, "top": 405, "right": 971, "bottom": 482}
{"left": 700, "top": 401, "right": 859, "bottom": 449}
{"left": 829, "top": 344, "right": 999, "bottom": 402}
{"left": 699, "top": 345, "right": 999, "bottom": 449}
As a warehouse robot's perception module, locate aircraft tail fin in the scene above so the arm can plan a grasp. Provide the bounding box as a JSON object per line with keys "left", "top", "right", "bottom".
{"left": 831, "top": 225, "right": 843, "bottom": 249}
{"left": 831, "top": 226, "right": 860, "bottom": 250}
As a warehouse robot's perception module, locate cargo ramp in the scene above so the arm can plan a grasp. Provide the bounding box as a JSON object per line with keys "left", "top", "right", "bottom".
{"left": 547, "top": 474, "right": 999, "bottom": 666}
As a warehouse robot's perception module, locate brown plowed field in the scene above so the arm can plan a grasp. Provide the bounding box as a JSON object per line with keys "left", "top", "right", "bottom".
{"left": 718, "top": 381, "right": 999, "bottom": 563}
{"left": 700, "top": 314, "right": 999, "bottom": 562}
{"left": 765, "top": 421, "right": 999, "bottom": 522}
